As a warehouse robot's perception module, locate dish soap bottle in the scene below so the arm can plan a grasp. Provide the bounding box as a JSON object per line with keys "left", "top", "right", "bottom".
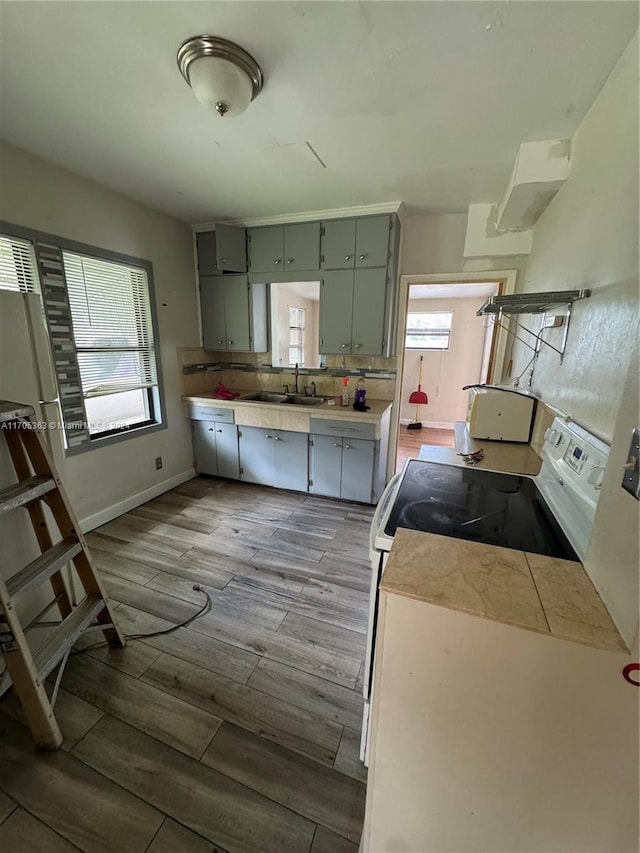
{"left": 355, "top": 378, "right": 366, "bottom": 405}
{"left": 340, "top": 377, "right": 350, "bottom": 407}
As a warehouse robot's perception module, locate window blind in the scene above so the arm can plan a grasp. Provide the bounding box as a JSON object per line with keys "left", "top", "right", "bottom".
{"left": 0, "top": 235, "right": 40, "bottom": 293}
{"left": 63, "top": 252, "right": 157, "bottom": 398}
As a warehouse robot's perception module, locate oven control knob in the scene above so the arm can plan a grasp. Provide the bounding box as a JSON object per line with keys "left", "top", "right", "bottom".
{"left": 587, "top": 465, "right": 606, "bottom": 489}
{"left": 544, "top": 428, "right": 563, "bottom": 447}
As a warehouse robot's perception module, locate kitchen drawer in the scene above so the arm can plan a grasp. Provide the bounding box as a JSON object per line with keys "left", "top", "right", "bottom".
{"left": 188, "top": 405, "right": 235, "bottom": 423}
{"left": 309, "top": 417, "right": 375, "bottom": 440}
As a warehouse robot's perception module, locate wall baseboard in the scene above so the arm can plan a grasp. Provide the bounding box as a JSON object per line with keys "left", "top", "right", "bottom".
{"left": 399, "top": 418, "right": 455, "bottom": 430}
{"left": 79, "top": 468, "right": 196, "bottom": 533}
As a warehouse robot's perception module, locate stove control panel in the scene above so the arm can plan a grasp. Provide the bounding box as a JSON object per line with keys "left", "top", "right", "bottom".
{"left": 563, "top": 439, "right": 590, "bottom": 474}
{"left": 539, "top": 417, "right": 610, "bottom": 562}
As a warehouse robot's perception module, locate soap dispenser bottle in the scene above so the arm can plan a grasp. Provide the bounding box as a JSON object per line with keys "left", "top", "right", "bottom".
{"left": 340, "top": 377, "right": 350, "bottom": 407}
{"left": 355, "top": 378, "right": 366, "bottom": 405}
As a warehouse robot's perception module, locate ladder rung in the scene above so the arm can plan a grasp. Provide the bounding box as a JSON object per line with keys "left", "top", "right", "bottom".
{"left": 0, "top": 668, "right": 12, "bottom": 698}
{"left": 0, "top": 476, "right": 56, "bottom": 515}
{"left": 33, "top": 595, "right": 106, "bottom": 681}
{"left": 0, "top": 401, "right": 35, "bottom": 423}
{"left": 6, "top": 539, "right": 82, "bottom": 603}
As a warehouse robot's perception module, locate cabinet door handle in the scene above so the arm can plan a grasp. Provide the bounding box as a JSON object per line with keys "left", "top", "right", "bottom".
{"left": 265, "top": 434, "right": 273, "bottom": 439}
{"left": 344, "top": 255, "right": 351, "bottom": 261}
{"left": 354, "top": 343, "right": 362, "bottom": 349}
{"left": 341, "top": 343, "right": 349, "bottom": 348}
{"left": 208, "top": 428, "right": 214, "bottom": 432}
{"left": 216, "top": 429, "right": 223, "bottom": 433}
{"left": 345, "top": 444, "right": 352, "bottom": 450}
{"left": 221, "top": 257, "right": 227, "bottom": 263}
{"left": 228, "top": 340, "right": 233, "bottom": 345}
{"left": 273, "top": 435, "right": 281, "bottom": 441}
{"left": 274, "top": 259, "right": 281, "bottom": 265}
{"left": 217, "top": 339, "right": 224, "bottom": 344}
{"left": 333, "top": 442, "right": 340, "bottom": 447}
{"left": 287, "top": 258, "right": 294, "bottom": 264}
{"left": 359, "top": 254, "right": 366, "bottom": 260}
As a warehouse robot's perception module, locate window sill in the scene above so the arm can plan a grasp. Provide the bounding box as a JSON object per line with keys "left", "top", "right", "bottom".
{"left": 65, "top": 419, "right": 166, "bottom": 456}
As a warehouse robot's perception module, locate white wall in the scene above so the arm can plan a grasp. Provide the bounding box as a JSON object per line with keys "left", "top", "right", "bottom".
{"left": 508, "top": 33, "right": 639, "bottom": 647}
{"left": 0, "top": 141, "right": 200, "bottom": 531}
{"left": 400, "top": 296, "right": 487, "bottom": 427}
{"left": 271, "top": 282, "right": 320, "bottom": 369}
{"left": 400, "top": 213, "right": 469, "bottom": 275}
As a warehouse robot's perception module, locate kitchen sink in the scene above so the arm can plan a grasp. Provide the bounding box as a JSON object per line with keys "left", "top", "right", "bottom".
{"left": 241, "top": 392, "right": 324, "bottom": 407}
{"left": 241, "top": 392, "right": 290, "bottom": 403}
{"left": 284, "top": 395, "right": 325, "bottom": 407}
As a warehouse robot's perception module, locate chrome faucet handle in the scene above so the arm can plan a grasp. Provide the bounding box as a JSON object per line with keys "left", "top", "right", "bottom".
{"left": 283, "top": 384, "right": 290, "bottom": 394}
{"left": 311, "top": 381, "right": 316, "bottom": 397}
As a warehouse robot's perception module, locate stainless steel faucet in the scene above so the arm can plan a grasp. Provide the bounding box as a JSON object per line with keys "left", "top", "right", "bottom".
{"left": 294, "top": 362, "right": 299, "bottom": 394}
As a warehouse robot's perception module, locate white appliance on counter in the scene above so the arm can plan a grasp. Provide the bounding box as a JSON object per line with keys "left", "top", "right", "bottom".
{"left": 360, "top": 417, "right": 610, "bottom": 763}
{"left": 466, "top": 385, "right": 537, "bottom": 442}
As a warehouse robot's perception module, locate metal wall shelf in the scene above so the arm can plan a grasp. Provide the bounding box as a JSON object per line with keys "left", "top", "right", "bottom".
{"left": 477, "top": 289, "right": 591, "bottom": 362}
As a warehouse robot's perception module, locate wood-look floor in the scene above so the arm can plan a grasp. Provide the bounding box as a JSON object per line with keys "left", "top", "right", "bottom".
{"left": 396, "top": 424, "right": 455, "bottom": 471}
{"left": 0, "top": 477, "right": 374, "bottom": 853}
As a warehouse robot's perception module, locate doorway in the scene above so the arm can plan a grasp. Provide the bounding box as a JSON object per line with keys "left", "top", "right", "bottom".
{"left": 395, "top": 280, "right": 500, "bottom": 472}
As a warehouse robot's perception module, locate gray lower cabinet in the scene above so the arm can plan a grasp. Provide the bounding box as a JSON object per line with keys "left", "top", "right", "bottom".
{"left": 192, "top": 421, "right": 240, "bottom": 480}
{"left": 320, "top": 267, "right": 388, "bottom": 355}
{"left": 248, "top": 223, "right": 320, "bottom": 273}
{"left": 309, "top": 434, "right": 376, "bottom": 503}
{"left": 239, "top": 426, "right": 309, "bottom": 491}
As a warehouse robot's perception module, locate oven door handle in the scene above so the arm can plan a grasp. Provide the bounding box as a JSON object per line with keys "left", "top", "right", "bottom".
{"left": 370, "top": 472, "right": 402, "bottom": 552}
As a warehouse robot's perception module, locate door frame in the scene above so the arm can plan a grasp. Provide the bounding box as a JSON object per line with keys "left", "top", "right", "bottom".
{"left": 387, "top": 269, "right": 518, "bottom": 480}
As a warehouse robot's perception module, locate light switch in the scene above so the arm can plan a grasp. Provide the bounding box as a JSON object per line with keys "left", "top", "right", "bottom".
{"left": 621, "top": 428, "right": 640, "bottom": 500}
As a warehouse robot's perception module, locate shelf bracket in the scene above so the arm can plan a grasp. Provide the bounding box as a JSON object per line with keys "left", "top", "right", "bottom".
{"left": 479, "top": 289, "right": 590, "bottom": 364}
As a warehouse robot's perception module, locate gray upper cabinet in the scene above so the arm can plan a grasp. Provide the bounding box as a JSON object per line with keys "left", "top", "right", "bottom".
{"left": 319, "top": 270, "right": 355, "bottom": 354}
{"left": 284, "top": 223, "right": 320, "bottom": 271}
{"left": 355, "top": 216, "right": 391, "bottom": 268}
{"left": 320, "top": 267, "right": 388, "bottom": 356}
{"left": 200, "top": 275, "right": 227, "bottom": 349}
{"left": 352, "top": 268, "right": 388, "bottom": 354}
{"left": 248, "top": 226, "right": 283, "bottom": 273}
{"left": 223, "top": 276, "right": 252, "bottom": 351}
{"left": 200, "top": 274, "right": 251, "bottom": 351}
{"left": 196, "top": 226, "right": 247, "bottom": 274}
{"left": 321, "top": 216, "right": 390, "bottom": 269}
{"left": 249, "top": 223, "right": 320, "bottom": 273}
{"left": 322, "top": 219, "right": 357, "bottom": 269}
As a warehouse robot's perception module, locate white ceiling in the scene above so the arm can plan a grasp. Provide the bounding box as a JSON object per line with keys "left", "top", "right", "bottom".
{"left": 409, "top": 282, "right": 499, "bottom": 300}
{"left": 0, "top": 2, "right": 637, "bottom": 225}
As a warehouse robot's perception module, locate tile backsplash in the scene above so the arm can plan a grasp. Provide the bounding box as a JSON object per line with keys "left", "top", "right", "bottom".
{"left": 177, "top": 348, "right": 398, "bottom": 401}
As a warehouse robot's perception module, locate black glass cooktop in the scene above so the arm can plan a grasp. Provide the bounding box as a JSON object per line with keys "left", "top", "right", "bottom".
{"left": 384, "top": 460, "right": 578, "bottom": 561}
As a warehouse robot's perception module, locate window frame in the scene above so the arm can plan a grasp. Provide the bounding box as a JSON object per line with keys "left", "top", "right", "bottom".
{"left": 0, "top": 220, "right": 166, "bottom": 455}
{"left": 405, "top": 310, "right": 454, "bottom": 351}
{"left": 287, "top": 305, "right": 305, "bottom": 366}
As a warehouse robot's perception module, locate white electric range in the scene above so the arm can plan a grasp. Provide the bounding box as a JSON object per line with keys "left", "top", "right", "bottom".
{"left": 360, "top": 416, "right": 610, "bottom": 763}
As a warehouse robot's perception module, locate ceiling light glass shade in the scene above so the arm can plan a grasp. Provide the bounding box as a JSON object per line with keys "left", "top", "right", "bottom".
{"left": 188, "top": 56, "right": 254, "bottom": 117}
{"left": 177, "top": 35, "right": 263, "bottom": 119}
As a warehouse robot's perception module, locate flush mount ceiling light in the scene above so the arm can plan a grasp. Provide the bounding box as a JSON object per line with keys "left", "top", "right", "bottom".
{"left": 177, "top": 35, "right": 263, "bottom": 118}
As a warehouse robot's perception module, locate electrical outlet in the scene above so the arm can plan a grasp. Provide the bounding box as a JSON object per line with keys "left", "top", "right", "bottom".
{"left": 155, "top": 456, "right": 163, "bottom": 470}
{"left": 621, "top": 429, "right": 640, "bottom": 500}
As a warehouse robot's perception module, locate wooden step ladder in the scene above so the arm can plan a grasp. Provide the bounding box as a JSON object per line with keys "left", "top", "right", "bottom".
{"left": 0, "top": 400, "right": 124, "bottom": 749}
